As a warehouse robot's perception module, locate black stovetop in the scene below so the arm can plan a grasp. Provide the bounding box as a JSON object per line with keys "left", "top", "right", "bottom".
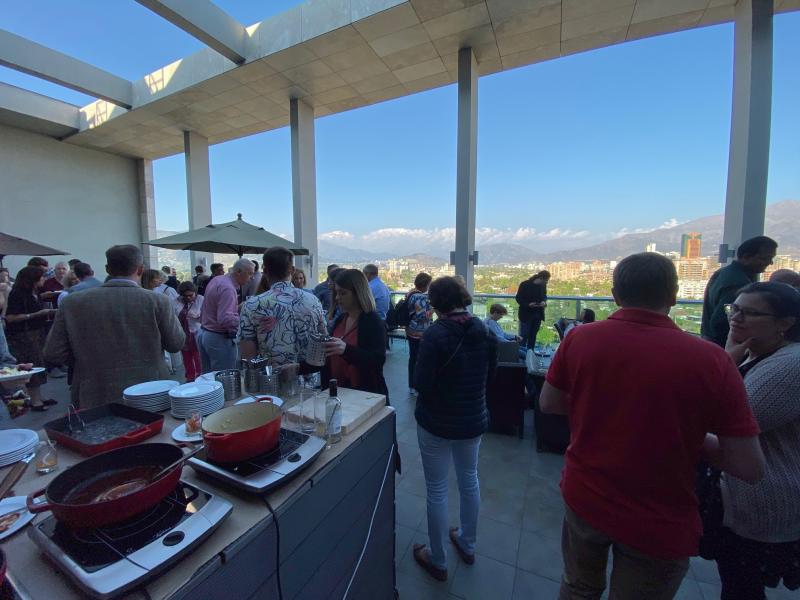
{"left": 36, "top": 482, "right": 210, "bottom": 573}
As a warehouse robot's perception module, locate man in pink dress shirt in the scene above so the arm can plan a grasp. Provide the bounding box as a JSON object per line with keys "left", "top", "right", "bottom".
{"left": 198, "top": 258, "right": 254, "bottom": 372}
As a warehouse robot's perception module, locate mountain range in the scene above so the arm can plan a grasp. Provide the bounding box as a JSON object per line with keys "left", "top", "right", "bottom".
{"left": 156, "top": 200, "right": 799, "bottom": 268}
{"left": 319, "top": 200, "right": 800, "bottom": 264}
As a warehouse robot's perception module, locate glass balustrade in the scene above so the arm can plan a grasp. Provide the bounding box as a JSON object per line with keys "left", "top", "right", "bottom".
{"left": 389, "top": 292, "right": 703, "bottom": 344}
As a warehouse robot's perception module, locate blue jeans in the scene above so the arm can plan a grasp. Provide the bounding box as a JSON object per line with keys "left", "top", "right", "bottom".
{"left": 417, "top": 425, "right": 481, "bottom": 570}
{"left": 198, "top": 330, "right": 237, "bottom": 372}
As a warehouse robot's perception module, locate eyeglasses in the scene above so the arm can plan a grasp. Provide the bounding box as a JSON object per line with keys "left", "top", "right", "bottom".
{"left": 724, "top": 304, "right": 777, "bottom": 319}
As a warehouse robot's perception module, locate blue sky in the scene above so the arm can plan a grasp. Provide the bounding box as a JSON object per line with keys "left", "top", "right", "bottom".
{"left": 2, "top": 4, "right": 798, "bottom": 253}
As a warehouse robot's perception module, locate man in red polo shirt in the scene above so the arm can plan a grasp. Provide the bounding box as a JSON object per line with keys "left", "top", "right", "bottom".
{"left": 541, "top": 252, "right": 765, "bottom": 599}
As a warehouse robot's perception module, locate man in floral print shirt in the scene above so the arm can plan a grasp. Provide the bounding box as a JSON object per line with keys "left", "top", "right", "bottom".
{"left": 239, "top": 247, "right": 326, "bottom": 366}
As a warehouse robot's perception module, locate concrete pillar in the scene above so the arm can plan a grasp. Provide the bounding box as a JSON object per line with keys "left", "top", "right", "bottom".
{"left": 184, "top": 130, "right": 213, "bottom": 269}
{"left": 137, "top": 159, "right": 159, "bottom": 268}
{"left": 290, "top": 98, "right": 319, "bottom": 287}
{"left": 454, "top": 47, "right": 478, "bottom": 292}
{"left": 720, "top": 0, "right": 773, "bottom": 264}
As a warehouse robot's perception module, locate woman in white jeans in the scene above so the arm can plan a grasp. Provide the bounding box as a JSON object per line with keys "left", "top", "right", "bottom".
{"left": 411, "top": 276, "right": 497, "bottom": 581}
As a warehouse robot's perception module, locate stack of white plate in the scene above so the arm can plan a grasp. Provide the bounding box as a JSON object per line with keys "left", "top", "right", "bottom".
{"left": 0, "top": 429, "right": 38, "bottom": 467}
{"left": 195, "top": 371, "right": 219, "bottom": 383}
{"left": 122, "top": 380, "right": 180, "bottom": 412}
{"left": 169, "top": 381, "right": 224, "bottom": 418}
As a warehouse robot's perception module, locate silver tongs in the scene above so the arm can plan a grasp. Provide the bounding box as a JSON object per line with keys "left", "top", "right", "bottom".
{"left": 66, "top": 403, "right": 86, "bottom": 434}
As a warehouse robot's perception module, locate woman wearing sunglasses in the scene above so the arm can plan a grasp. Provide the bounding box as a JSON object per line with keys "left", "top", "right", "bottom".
{"left": 708, "top": 282, "right": 800, "bottom": 597}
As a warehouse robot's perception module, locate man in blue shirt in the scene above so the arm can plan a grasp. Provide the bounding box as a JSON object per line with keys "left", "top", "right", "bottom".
{"left": 313, "top": 264, "right": 339, "bottom": 313}
{"left": 68, "top": 262, "right": 103, "bottom": 294}
{"left": 363, "top": 264, "right": 390, "bottom": 320}
{"left": 484, "top": 304, "right": 521, "bottom": 342}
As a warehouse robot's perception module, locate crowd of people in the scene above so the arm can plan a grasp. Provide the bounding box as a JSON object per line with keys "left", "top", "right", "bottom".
{"left": 0, "top": 233, "right": 798, "bottom": 599}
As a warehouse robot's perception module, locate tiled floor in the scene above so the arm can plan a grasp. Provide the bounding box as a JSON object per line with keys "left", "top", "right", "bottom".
{"left": 8, "top": 346, "right": 796, "bottom": 600}
{"left": 382, "top": 342, "right": 796, "bottom": 600}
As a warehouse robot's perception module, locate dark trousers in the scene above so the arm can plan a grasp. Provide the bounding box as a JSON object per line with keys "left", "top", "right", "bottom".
{"left": 408, "top": 337, "right": 420, "bottom": 388}
{"left": 519, "top": 318, "right": 542, "bottom": 349}
{"left": 715, "top": 528, "right": 794, "bottom": 600}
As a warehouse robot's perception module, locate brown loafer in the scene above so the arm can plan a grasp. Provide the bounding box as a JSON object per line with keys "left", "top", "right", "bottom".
{"left": 413, "top": 544, "right": 447, "bottom": 581}
{"left": 449, "top": 528, "right": 475, "bottom": 565}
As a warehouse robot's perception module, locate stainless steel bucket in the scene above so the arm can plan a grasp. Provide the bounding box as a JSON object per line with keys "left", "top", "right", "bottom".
{"left": 214, "top": 369, "right": 242, "bottom": 402}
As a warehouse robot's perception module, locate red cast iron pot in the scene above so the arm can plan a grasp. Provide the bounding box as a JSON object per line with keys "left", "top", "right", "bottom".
{"left": 26, "top": 443, "right": 186, "bottom": 529}
{"left": 202, "top": 399, "right": 282, "bottom": 463}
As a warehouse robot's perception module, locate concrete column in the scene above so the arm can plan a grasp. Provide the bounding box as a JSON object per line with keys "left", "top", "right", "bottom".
{"left": 720, "top": 0, "right": 773, "bottom": 264}
{"left": 184, "top": 130, "right": 213, "bottom": 269}
{"left": 137, "top": 159, "right": 159, "bottom": 267}
{"left": 290, "top": 98, "right": 319, "bottom": 287}
{"left": 454, "top": 47, "right": 478, "bottom": 292}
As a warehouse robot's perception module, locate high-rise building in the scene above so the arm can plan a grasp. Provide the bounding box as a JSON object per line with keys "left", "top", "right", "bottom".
{"left": 646, "top": 242, "right": 657, "bottom": 253}
{"left": 680, "top": 232, "right": 702, "bottom": 258}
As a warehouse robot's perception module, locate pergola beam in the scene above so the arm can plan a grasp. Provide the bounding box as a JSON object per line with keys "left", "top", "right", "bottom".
{"left": 0, "top": 29, "right": 133, "bottom": 109}
{"left": 0, "top": 82, "right": 79, "bottom": 137}
{"left": 135, "top": 0, "right": 247, "bottom": 64}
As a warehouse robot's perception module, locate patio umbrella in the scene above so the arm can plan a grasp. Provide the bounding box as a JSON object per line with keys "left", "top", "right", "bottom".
{"left": 145, "top": 214, "right": 308, "bottom": 257}
{"left": 0, "top": 232, "right": 68, "bottom": 267}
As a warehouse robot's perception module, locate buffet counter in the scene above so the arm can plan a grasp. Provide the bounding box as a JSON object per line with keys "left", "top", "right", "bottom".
{"left": 0, "top": 388, "right": 396, "bottom": 600}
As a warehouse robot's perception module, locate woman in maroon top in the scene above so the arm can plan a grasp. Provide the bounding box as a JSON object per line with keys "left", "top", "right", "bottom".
{"left": 322, "top": 269, "right": 387, "bottom": 397}
{"left": 4, "top": 266, "right": 58, "bottom": 410}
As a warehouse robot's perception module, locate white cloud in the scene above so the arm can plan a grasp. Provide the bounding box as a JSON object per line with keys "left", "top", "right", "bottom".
{"left": 319, "top": 230, "right": 355, "bottom": 243}
{"left": 361, "top": 227, "right": 456, "bottom": 243}
{"left": 474, "top": 227, "right": 590, "bottom": 244}
{"left": 613, "top": 218, "right": 682, "bottom": 238}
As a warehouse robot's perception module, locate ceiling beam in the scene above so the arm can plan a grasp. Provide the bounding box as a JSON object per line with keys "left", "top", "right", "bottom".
{"left": 0, "top": 82, "right": 80, "bottom": 138}
{"left": 0, "top": 29, "right": 133, "bottom": 109}
{"left": 135, "top": 0, "right": 247, "bottom": 64}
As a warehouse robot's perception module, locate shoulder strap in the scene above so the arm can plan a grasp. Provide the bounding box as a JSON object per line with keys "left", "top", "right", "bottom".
{"left": 440, "top": 333, "right": 466, "bottom": 372}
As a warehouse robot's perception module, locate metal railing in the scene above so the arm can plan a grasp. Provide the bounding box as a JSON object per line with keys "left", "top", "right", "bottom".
{"left": 391, "top": 292, "right": 703, "bottom": 344}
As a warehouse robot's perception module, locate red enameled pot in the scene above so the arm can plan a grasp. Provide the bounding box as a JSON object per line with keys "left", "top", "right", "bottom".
{"left": 202, "top": 399, "right": 282, "bottom": 463}
{"left": 26, "top": 443, "right": 186, "bottom": 529}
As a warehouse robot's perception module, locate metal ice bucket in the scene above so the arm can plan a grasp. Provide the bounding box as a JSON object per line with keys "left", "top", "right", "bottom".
{"left": 306, "top": 332, "right": 331, "bottom": 367}
{"left": 241, "top": 356, "right": 271, "bottom": 395}
{"left": 214, "top": 369, "right": 242, "bottom": 402}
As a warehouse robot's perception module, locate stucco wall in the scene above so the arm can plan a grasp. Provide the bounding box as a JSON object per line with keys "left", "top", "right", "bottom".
{"left": 0, "top": 123, "right": 141, "bottom": 277}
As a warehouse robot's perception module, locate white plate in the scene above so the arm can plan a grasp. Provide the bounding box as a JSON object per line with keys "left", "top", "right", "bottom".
{"left": 195, "top": 371, "right": 219, "bottom": 382}
{"left": 235, "top": 395, "right": 284, "bottom": 408}
{"left": 171, "top": 391, "right": 222, "bottom": 403}
{"left": 0, "top": 449, "right": 38, "bottom": 469}
{"left": 171, "top": 423, "right": 203, "bottom": 443}
{"left": 169, "top": 381, "right": 222, "bottom": 399}
{"left": 0, "top": 367, "right": 46, "bottom": 383}
{"left": 171, "top": 397, "right": 224, "bottom": 419}
{"left": 123, "top": 380, "right": 179, "bottom": 397}
{"left": 0, "top": 496, "right": 35, "bottom": 541}
{"left": 0, "top": 429, "right": 38, "bottom": 456}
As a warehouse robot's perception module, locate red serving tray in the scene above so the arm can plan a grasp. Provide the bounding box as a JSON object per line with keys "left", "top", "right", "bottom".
{"left": 44, "top": 403, "right": 164, "bottom": 456}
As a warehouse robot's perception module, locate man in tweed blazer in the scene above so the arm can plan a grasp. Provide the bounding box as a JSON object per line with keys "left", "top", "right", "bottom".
{"left": 44, "top": 245, "right": 185, "bottom": 409}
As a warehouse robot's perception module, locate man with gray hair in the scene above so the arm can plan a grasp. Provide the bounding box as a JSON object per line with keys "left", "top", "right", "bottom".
{"left": 363, "top": 263, "right": 390, "bottom": 320}
{"left": 198, "top": 258, "right": 254, "bottom": 371}
{"left": 41, "top": 261, "right": 69, "bottom": 296}
{"left": 44, "top": 245, "right": 185, "bottom": 409}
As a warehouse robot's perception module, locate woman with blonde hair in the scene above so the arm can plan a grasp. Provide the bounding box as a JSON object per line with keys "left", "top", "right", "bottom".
{"left": 322, "top": 269, "right": 387, "bottom": 396}
{"left": 292, "top": 268, "right": 308, "bottom": 290}
{"left": 141, "top": 269, "right": 163, "bottom": 291}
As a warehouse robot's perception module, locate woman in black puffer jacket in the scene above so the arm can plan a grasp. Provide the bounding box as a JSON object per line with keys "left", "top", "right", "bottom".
{"left": 412, "top": 276, "right": 497, "bottom": 582}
